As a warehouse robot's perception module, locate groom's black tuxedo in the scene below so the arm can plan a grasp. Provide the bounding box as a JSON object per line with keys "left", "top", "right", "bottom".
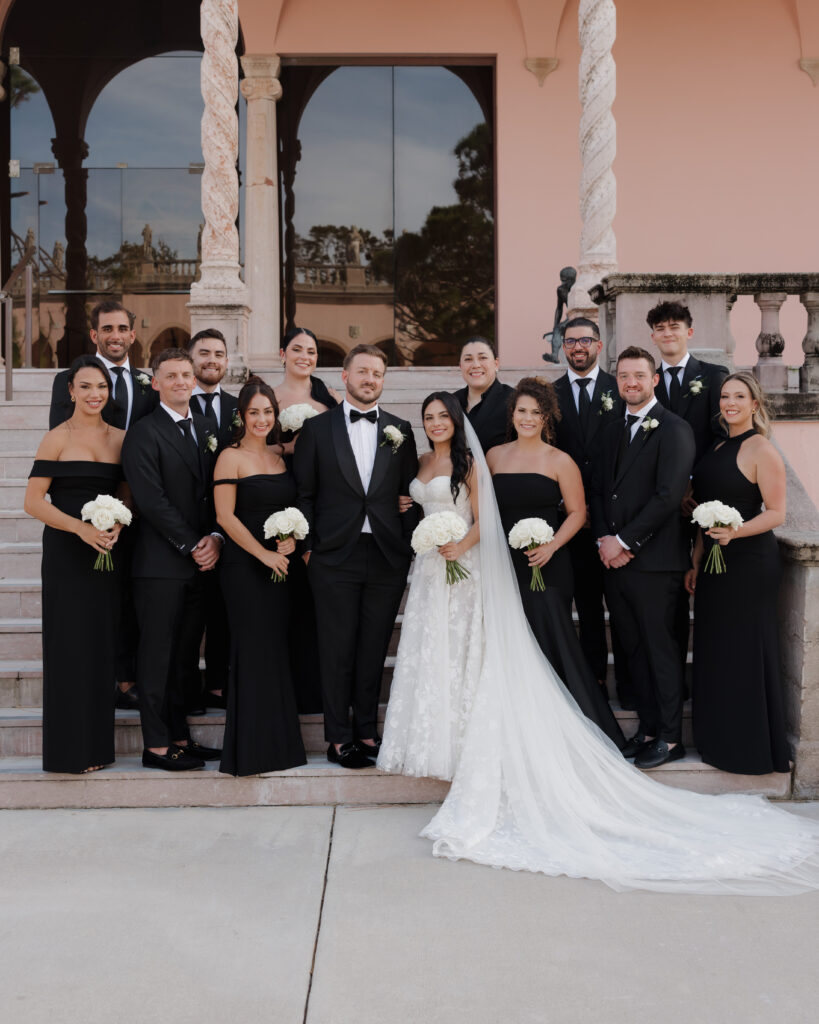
{"left": 591, "top": 404, "right": 695, "bottom": 743}
{"left": 294, "top": 404, "right": 419, "bottom": 745}
{"left": 122, "top": 406, "right": 219, "bottom": 748}
{"left": 554, "top": 370, "right": 623, "bottom": 683}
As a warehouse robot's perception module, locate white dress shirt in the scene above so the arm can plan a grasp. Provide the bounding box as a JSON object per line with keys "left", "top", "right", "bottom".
{"left": 567, "top": 365, "right": 600, "bottom": 412}
{"left": 661, "top": 352, "right": 690, "bottom": 395}
{"left": 343, "top": 399, "right": 379, "bottom": 534}
{"left": 160, "top": 401, "right": 198, "bottom": 442}
{"left": 192, "top": 384, "right": 222, "bottom": 423}
{"left": 97, "top": 354, "right": 133, "bottom": 427}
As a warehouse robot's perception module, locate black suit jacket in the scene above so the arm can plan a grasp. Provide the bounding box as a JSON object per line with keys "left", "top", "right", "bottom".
{"left": 653, "top": 356, "right": 727, "bottom": 465}
{"left": 49, "top": 360, "right": 159, "bottom": 430}
{"left": 191, "top": 388, "right": 239, "bottom": 450}
{"left": 453, "top": 378, "right": 514, "bottom": 453}
{"left": 294, "top": 405, "right": 419, "bottom": 569}
{"left": 122, "top": 407, "right": 218, "bottom": 580}
{"left": 553, "top": 369, "right": 623, "bottom": 492}
{"left": 591, "top": 405, "right": 695, "bottom": 573}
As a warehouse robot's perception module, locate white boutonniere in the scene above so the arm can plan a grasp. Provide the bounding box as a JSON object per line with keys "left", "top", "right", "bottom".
{"left": 135, "top": 372, "right": 151, "bottom": 391}
{"left": 205, "top": 432, "right": 218, "bottom": 454}
{"left": 598, "top": 390, "right": 614, "bottom": 415}
{"left": 381, "top": 424, "right": 405, "bottom": 453}
{"left": 231, "top": 408, "right": 242, "bottom": 430}
{"left": 641, "top": 417, "right": 660, "bottom": 434}
{"left": 685, "top": 376, "right": 705, "bottom": 398}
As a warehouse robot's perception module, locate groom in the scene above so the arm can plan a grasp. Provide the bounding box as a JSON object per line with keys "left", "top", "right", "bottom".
{"left": 294, "top": 344, "right": 418, "bottom": 769}
{"left": 591, "top": 346, "right": 695, "bottom": 770}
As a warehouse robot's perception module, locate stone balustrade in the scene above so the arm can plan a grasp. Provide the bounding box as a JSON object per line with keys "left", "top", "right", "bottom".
{"left": 590, "top": 273, "right": 819, "bottom": 393}
{"left": 294, "top": 262, "right": 391, "bottom": 292}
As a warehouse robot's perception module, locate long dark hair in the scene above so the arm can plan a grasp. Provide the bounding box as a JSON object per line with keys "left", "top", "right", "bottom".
{"left": 506, "top": 377, "right": 561, "bottom": 444}
{"left": 67, "top": 354, "right": 112, "bottom": 392}
{"left": 421, "top": 391, "right": 473, "bottom": 502}
{"left": 281, "top": 325, "right": 318, "bottom": 349}
{"left": 231, "top": 376, "right": 281, "bottom": 446}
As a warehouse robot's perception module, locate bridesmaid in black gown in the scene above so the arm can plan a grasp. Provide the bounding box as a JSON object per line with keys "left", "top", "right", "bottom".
{"left": 488, "top": 378, "right": 626, "bottom": 750}
{"left": 213, "top": 377, "right": 306, "bottom": 776}
{"left": 24, "top": 356, "right": 127, "bottom": 773}
{"left": 274, "top": 326, "right": 340, "bottom": 715}
{"left": 687, "top": 372, "right": 789, "bottom": 774}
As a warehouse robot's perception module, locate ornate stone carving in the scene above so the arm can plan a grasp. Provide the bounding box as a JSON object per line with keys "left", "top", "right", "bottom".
{"left": 568, "top": 0, "right": 617, "bottom": 317}
{"left": 191, "top": 0, "right": 245, "bottom": 299}
{"left": 523, "top": 57, "right": 559, "bottom": 87}
{"left": 799, "top": 59, "right": 819, "bottom": 86}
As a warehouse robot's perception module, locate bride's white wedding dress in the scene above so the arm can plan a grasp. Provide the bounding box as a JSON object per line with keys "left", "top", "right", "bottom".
{"left": 377, "top": 476, "right": 483, "bottom": 780}
{"left": 415, "top": 420, "right": 819, "bottom": 895}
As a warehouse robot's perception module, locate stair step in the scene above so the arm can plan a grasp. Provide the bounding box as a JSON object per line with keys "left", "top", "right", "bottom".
{"left": 0, "top": 511, "right": 43, "bottom": 542}
{"left": 0, "top": 579, "right": 41, "bottom": 616}
{"left": 0, "top": 749, "right": 790, "bottom": 809}
{"left": 0, "top": 481, "right": 30, "bottom": 509}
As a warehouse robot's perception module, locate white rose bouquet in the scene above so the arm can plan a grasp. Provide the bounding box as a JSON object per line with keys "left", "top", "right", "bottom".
{"left": 262, "top": 506, "right": 310, "bottom": 581}
{"left": 411, "top": 511, "right": 470, "bottom": 585}
{"left": 508, "top": 517, "right": 555, "bottom": 592}
{"left": 278, "top": 403, "right": 319, "bottom": 435}
{"left": 691, "top": 500, "right": 744, "bottom": 574}
{"left": 80, "top": 494, "right": 132, "bottom": 571}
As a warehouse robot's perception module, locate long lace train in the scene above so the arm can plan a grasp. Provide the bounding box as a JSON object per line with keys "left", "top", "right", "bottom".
{"left": 420, "top": 420, "right": 819, "bottom": 895}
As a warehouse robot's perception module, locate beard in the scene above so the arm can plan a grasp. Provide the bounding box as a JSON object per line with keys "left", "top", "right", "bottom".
{"left": 346, "top": 379, "right": 383, "bottom": 407}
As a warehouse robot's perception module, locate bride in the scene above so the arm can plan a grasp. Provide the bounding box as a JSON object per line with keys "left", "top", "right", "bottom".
{"left": 387, "top": 396, "right": 819, "bottom": 895}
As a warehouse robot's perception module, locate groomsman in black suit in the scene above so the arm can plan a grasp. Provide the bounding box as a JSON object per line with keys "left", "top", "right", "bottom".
{"left": 49, "top": 300, "right": 158, "bottom": 430}
{"left": 49, "top": 300, "right": 158, "bottom": 710}
{"left": 185, "top": 329, "right": 239, "bottom": 713}
{"left": 648, "top": 300, "right": 728, "bottom": 666}
{"left": 121, "top": 348, "right": 223, "bottom": 770}
{"left": 591, "top": 346, "right": 695, "bottom": 769}
{"left": 294, "top": 344, "right": 419, "bottom": 769}
{"left": 553, "top": 317, "right": 624, "bottom": 696}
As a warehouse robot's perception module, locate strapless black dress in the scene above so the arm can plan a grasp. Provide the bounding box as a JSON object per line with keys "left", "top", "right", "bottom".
{"left": 691, "top": 430, "right": 790, "bottom": 774}
{"left": 29, "top": 460, "right": 121, "bottom": 772}
{"left": 493, "top": 473, "right": 625, "bottom": 749}
{"left": 214, "top": 472, "right": 306, "bottom": 775}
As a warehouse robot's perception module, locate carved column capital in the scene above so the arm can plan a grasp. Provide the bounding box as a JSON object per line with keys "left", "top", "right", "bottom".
{"left": 50, "top": 137, "right": 90, "bottom": 169}
{"left": 240, "top": 76, "right": 283, "bottom": 103}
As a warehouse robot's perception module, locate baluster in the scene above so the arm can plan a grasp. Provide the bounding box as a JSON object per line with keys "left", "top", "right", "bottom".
{"left": 752, "top": 291, "right": 787, "bottom": 391}
{"left": 799, "top": 292, "right": 819, "bottom": 392}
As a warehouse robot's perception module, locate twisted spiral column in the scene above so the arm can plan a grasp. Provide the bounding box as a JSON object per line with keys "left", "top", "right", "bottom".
{"left": 192, "top": 0, "right": 244, "bottom": 296}
{"left": 568, "top": 0, "right": 618, "bottom": 317}
{"left": 189, "top": 0, "right": 249, "bottom": 380}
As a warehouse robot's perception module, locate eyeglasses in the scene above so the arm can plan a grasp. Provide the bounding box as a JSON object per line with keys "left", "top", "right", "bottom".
{"left": 563, "top": 337, "right": 596, "bottom": 349}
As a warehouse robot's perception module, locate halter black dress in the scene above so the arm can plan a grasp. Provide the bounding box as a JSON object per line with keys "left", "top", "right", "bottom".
{"left": 214, "top": 472, "right": 306, "bottom": 775}
{"left": 30, "top": 460, "right": 121, "bottom": 772}
{"left": 691, "top": 429, "right": 790, "bottom": 774}
{"left": 493, "top": 472, "right": 626, "bottom": 750}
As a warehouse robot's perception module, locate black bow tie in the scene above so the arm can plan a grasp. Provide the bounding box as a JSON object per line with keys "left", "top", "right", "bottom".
{"left": 349, "top": 408, "right": 378, "bottom": 424}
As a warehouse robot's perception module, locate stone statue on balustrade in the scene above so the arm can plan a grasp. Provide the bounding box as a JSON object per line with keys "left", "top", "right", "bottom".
{"left": 52, "top": 239, "right": 64, "bottom": 273}
{"left": 142, "top": 223, "right": 153, "bottom": 258}
{"left": 347, "top": 226, "right": 363, "bottom": 266}
{"left": 542, "top": 266, "right": 577, "bottom": 364}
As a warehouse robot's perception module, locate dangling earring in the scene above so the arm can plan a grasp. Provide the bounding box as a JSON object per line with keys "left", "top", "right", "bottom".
{"left": 70, "top": 395, "right": 76, "bottom": 403}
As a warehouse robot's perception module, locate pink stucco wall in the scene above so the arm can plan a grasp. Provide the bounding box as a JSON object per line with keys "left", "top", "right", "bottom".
{"left": 239, "top": 0, "right": 818, "bottom": 367}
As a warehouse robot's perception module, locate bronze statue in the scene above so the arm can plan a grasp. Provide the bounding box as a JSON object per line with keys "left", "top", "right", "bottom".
{"left": 542, "top": 266, "right": 577, "bottom": 363}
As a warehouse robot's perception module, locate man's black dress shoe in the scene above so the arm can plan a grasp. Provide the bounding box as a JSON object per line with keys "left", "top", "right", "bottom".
{"left": 621, "top": 732, "right": 651, "bottom": 760}
{"left": 115, "top": 687, "right": 139, "bottom": 711}
{"left": 327, "top": 743, "right": 375, "bottom": 770}
{"left": 635, "top": 740, "right": 685, "bottom": 770}
{"left": 142, "top": 745, "right": 205, "bottom": 771}
{"left": 355, "top": 738, "right": 382, "bottom": 760}
{"left": 179, "top": 740, "right": 222, "bottom": 761}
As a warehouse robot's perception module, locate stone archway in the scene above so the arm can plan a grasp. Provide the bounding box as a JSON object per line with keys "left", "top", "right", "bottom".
{"left": 149, "top": 325, "right": 191, "bottom": 365}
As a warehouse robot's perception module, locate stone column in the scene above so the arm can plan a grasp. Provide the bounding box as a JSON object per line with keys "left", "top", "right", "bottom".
{"left": 240, "top": 55, "right": 282, "bottom": 371}
{"left": 799, "top": 292, "right": 819, "bottom": 392}
{"left": 51, "top": 136, "right": 89, "bottom": 365}
{"left": 188, "top": 0, "right": 249, "bottom": 381}
{"left": 752, "top": 291, "right": 787, "bottom": 392}
{"left": 567, "top": 0, "right": 617, "bottom": 319}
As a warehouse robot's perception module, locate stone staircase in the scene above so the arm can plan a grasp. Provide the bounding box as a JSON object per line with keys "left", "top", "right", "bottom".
{"left": 0, "top": 367, "right": 792, "bottom": 807}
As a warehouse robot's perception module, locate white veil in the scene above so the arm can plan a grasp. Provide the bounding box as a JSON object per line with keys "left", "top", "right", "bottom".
{"left": 421, "top": 417, "right": 819, "bottom": 895}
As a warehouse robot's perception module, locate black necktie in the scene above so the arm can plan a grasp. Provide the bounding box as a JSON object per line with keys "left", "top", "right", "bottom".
{"left": 616, "top": 413, "right": 640, "bottom": 471}
{"left": 349, "top": 408, "right": 378, "bottom": 424}
{"left": 576, "top": 378, "right": 592, "bottom": 438}
{"left": 110, "top": 366, "right": 128, "bottom": 424}
{"left": 667, "top": 365, "right": 682, "bottom": 413}
{"left": 178, "top": 418, "right": 199, "bottom": 459}
{"left": 199, "top": 392, "right": 219, "bottom": 426}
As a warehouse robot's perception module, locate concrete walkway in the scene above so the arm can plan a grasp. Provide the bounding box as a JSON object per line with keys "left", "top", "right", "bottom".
{"left": 2, "top": 804, "right": 819, "bottom": 1024}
